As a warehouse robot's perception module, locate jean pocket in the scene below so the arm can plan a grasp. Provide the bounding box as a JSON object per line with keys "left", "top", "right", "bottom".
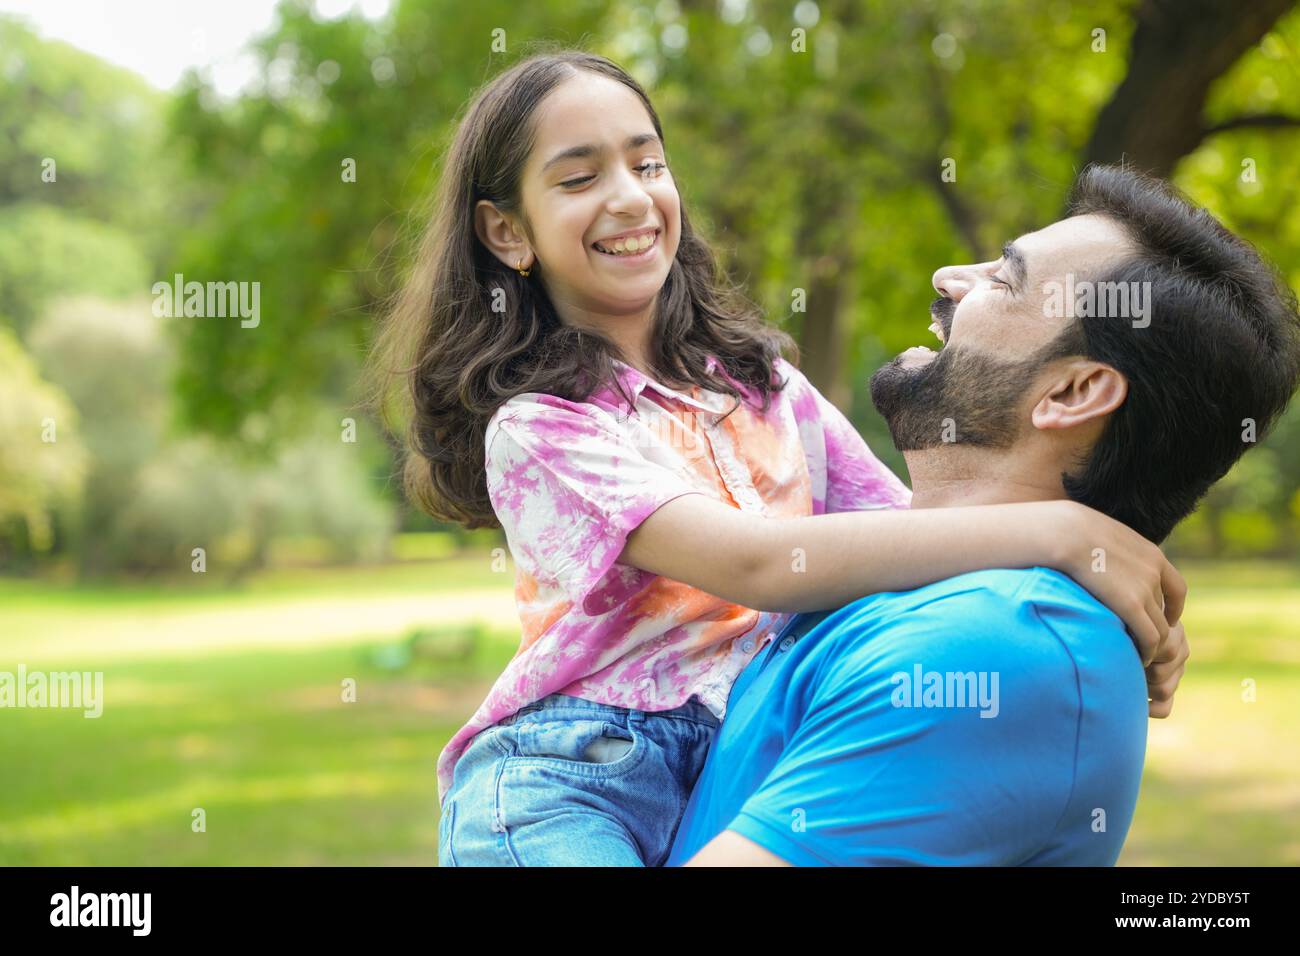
{"left": 508, "top": 717, "right": 643, "bottom": 777}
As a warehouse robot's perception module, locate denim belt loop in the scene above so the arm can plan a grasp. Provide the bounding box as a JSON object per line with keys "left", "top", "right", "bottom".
{"left": 500, "top": 703, "right": 536, "bottom": 726}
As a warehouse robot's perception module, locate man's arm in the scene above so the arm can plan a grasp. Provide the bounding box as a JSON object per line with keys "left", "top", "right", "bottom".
{"left": 685, "top": 829, "right": 792, "bottom": 867}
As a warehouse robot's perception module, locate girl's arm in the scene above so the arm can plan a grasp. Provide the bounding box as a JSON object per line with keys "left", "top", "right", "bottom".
{"left": 619, "top": 492, "right": 1184, "bottom": 667}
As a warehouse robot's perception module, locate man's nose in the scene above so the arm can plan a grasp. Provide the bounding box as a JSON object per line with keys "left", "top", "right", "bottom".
{"left": 932, "top": 264, "right": 979, "bottom": 301}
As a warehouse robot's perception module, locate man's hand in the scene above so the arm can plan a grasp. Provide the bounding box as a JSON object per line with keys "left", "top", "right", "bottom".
{"left": 1146, "top": 620, "right": 1189, "bottom": 718}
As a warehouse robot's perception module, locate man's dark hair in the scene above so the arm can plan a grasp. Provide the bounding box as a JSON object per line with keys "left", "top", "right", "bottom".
{"left": 1057, "top": 164, "right": 1300, "bottom": 542}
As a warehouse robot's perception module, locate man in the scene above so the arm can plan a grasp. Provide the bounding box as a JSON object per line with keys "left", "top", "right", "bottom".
{"left": 666, "top": 165, "right": 1300, "bottom": 866}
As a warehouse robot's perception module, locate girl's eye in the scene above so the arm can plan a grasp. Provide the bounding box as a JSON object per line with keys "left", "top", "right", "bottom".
{"left": 560, "top": 162, "right": 665, "bottom": 189}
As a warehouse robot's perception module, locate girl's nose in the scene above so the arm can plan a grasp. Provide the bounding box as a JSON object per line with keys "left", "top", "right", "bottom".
{"left": 606, "top": 169, "right": 654, "bottom": 217}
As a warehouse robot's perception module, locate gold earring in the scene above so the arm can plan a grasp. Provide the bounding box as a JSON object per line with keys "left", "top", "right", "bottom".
{"left": 516, "top": 257, "right": 531, "bottom": 277}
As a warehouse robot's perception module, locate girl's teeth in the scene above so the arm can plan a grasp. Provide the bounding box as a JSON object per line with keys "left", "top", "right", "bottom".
{"left": 598, "top": 233, "right": 655, "bottom": 255}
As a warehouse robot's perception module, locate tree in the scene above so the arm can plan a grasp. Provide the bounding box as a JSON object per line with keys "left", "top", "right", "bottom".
{"left": 1083, "top": 0, "right": 1300, "bottom": 176}
{"left": 0, "top": 325, "right": 87, "bottom": 556}
{"left": 146, "top": 0, "right": 1300, "bottom": 553}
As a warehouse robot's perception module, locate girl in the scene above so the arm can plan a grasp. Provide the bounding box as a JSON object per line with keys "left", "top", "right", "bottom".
{"left": 370, "top": 51, "right": 1183, "bottom": 867}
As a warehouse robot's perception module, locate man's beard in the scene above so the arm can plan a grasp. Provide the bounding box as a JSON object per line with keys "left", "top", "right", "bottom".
{"left": 869, "top": 301, "right": 1081, "bottom": 451}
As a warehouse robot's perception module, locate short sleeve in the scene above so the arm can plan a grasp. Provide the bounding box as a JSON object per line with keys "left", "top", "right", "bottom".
{"left": 811, "top": 382, "right": 911, "bottom": 514}
{"left": 484, "top": 399, "right": 703, "bottom": 616}
{"left": 775, "top": 357, "right": 911, "bottom": 514}
{"left": 728, "top": 597, "right": 1076, "bottom": 866}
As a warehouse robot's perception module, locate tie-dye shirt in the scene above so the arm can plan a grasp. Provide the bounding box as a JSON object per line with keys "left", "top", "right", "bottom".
{"left": 436, "top": 353, "right": 912, "bottom": 802}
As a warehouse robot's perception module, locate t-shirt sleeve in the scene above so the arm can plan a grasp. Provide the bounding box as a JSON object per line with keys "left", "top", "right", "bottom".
{"left": 727, "top": 598, "right": 1077, "bottom": 866}
{"left": 484, "top": 398, "right": 704, "bottom": 616}
{"left": 776, "top": 357, "right": 911, "bottom": 514}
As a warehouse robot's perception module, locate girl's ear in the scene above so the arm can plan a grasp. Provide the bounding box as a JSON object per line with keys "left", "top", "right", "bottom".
{"left": 1031, "top": 360, "right": 1127, "bottom": 432}
{"left": 474, "top": 200, "right": 533, "bottom": 271}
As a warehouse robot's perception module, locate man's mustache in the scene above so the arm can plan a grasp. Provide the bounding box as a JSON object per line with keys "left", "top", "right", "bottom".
{"left": 930, "top": 296, "right": 955, "bottom": 341}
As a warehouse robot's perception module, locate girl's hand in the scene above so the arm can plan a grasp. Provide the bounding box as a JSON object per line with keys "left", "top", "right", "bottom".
{"left": 1054, "top": 501, "right": 1187, "bottom": 667}
{"left": 1146, "top": 621, "right": 1189, "bottom": 718}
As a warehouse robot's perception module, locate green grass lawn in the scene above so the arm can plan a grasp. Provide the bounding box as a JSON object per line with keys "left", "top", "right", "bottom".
{"left": 0, "top": 553, "right": 516, "bottom": 865}
{"left": 1120, "top": 561, "right": 1300, "bottom": 865}
{"left": 0, "top": 555, "right": 1296, "bottom": 865}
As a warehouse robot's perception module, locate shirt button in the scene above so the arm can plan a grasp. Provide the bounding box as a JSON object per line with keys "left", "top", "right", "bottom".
{"left": 741, "top": 639, "right": 755, "bottom": 653}
{"left": 779, "top": 636, "right": 796, "bottom": 652}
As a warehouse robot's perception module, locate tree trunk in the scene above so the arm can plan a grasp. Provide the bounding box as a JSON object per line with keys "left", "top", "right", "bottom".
{"left": 1082, "top": 0, "right": 1297, "bottom": 176}
{"left": 799, "top": 259, "right": 851, "bottom": 411}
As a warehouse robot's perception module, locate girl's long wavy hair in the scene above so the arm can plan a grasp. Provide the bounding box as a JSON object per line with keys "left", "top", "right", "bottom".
{"left": 369, "top": 50, "right": 797, "bottom": 529}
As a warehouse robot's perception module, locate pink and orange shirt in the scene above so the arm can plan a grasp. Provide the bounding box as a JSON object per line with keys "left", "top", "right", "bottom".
{"left": 436, "top": 353, "right": 912, "bottom": 802}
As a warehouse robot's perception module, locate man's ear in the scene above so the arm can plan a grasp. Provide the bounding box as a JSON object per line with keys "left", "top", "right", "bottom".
{"left": 474, "top": 200, "right": 533, "bottom": 271}
{"left": 1031, "top": 360, "right": 1127, "bottom": 432}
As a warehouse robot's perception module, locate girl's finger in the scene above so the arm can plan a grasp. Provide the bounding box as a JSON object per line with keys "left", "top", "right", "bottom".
{"left": 1161, "top": 560, "right": 1187, "bottom": 625}
{"left": 1147, "top": 672, "right": 1180, "bottom": 702}
{"left": 1143, "top": 597, "right": 1170, "bottom": 666}
{"left": 1145, "top": 659, "right": 1182, "bottom": 688}
{"left": 1128, "top": 604, "right": 1162, "bottom": 668}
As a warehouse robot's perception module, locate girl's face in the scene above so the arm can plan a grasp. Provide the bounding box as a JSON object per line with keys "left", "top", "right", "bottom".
{"left": 493, "top": 72, "right": 682, "bottom": 320}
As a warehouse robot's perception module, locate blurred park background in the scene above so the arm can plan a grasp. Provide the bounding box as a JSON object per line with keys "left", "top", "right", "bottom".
{"left": 1, "top": 0, "right": 1298, "bottom": 865}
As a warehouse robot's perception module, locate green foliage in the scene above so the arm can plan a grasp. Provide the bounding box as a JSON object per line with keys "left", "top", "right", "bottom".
{"left": 0, "top": 16, "right": 174, "bottom": 241}
{"left": 27, "top": 297, "right": 172, "bottom": 572}
{"left": 24, "top": 296, "right": 394, "bottom": 574}
{"left": 164, "top": 0, "right": 610, "bottom": 443}
{"left": 149, "top": 0, "right": 1300, "bottom": 555}
{"left": 242, "top": 430, "right": 397, "bottom": 565}
{"left": 0, "top": 15, "right": 177, "bottom": 338}
{"left": 0, "top": 205, "right": 151, "bottom": 339}
{"left": 2, "top": 2, "right": 1298, "bottom": 560}
{"left": 0, "top": 325, "right": 87, "bottom": 553}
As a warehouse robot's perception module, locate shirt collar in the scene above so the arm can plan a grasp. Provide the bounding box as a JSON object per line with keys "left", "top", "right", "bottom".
{"left": 599, "top": 352, "right": 740, "bottom": 417}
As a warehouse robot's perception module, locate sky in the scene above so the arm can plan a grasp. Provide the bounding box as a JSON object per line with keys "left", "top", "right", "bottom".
{"left": 0, "top": 0, "right": 392, "bottom": 96}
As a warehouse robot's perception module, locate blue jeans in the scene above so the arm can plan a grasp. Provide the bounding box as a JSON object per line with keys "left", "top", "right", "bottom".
{"left": 438, "top": 692, "right": 721, "bottom": 866}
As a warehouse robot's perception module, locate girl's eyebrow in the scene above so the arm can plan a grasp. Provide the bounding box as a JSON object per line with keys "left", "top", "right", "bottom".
{"left": 540, "top": 133, "right": 663, "bottom": 173}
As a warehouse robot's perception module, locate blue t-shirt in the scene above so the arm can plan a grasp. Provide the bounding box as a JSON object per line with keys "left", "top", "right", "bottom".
{"left": 667, "top": 567, "right": 1149, "bottom": 866}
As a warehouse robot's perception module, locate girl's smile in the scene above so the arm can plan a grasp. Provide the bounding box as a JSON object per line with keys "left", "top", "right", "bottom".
{"left": 590, "top": 226, "right": 661, "bottom": 263}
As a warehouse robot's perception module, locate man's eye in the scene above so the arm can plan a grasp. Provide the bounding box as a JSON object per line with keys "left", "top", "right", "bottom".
{"left": 990, "top": 275, "right": 1010, "bottom": 289}
{"left": 560, "top": 175, "right": 595, "bottom": 188}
